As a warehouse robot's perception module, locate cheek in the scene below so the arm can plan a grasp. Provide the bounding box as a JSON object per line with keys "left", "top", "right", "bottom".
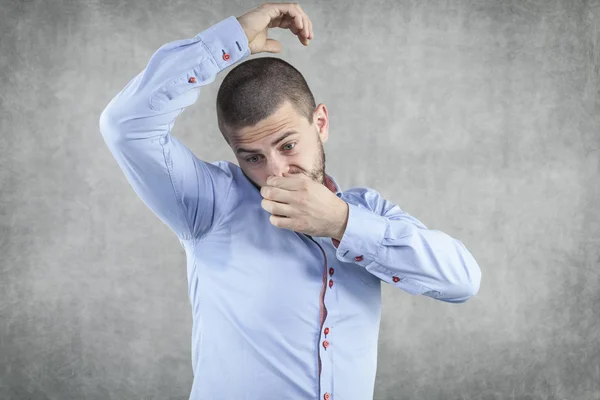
{"left": 293, "top": 153, "right": 317, "bottom": 171}
{"left": 239, "top": 166, "right": 264, "bottom": 186}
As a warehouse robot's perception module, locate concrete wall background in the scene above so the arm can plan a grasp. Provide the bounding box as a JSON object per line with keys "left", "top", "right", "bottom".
{"left": 1, "top": 0, "right": 599, "bottom": 399}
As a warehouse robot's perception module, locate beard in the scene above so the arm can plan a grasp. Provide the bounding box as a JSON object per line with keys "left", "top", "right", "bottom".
{"left": 289, "top": 135, "right": 326, "bottom": 184}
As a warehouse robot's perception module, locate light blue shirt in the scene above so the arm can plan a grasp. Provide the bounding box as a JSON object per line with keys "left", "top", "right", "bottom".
{"left": 99, "top": 15, "right": 481, "bottom": 400}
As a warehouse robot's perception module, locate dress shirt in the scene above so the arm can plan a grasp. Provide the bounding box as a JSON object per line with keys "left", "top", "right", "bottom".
{"left": 99, "top": 15, "right": 482, "bottom": 400}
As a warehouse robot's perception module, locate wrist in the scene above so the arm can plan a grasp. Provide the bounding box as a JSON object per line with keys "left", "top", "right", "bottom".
{"left": 332, "top": 200, "right": 349, "bottom": 241}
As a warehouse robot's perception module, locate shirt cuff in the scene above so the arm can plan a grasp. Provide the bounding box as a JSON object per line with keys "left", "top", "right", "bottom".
{"left": 332, "top": 203, "right": 387, "bottom": 266}
{"left": 195, "top": 15, "right": 251, "bottom": 72}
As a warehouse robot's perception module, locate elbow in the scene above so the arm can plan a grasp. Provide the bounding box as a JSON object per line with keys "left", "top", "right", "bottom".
{"left": 437, "top": 260, "right": 482, "bottom": 304}
{"left": 99, "top": 107, "right": 123, "bottom": 146}
{"left": 453, "top": 273, "right": 481, "bottom": 304}
{"left": 436, "top": 283, "right": 478, "bottom": 304}
{"left": 466, "top": 256, "right": 482, "bottom": 298}
{"left": 451, "top": 280, "right": 480, "bottom": 304}
{"left": 449, "top": 245, "right": 482, "bottom": 303}
{"left": 99, "top": 107, "right": 114, "bottom": 139}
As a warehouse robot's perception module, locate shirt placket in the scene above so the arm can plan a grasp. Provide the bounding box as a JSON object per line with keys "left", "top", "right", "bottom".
{"left": 308, "top": 236, "right": 337, "bottom": 400}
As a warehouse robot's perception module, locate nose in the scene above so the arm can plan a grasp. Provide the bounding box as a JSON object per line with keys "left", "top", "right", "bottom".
{"left": 266, "top": 157, "right": 290, "bottom": 178}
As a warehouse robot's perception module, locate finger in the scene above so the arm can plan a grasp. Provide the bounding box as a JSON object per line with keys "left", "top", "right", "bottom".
{"left": 280, "top": 4, "right": 303, "bottom": 33}
{"left": 269, "top": 214, "right": 294, "bottom": 230}
{"left": 301, "top": 15, "right": 309, "bottom": 45}
{"left": 282, "top": 171, "right": 310, "bottom": 179}
{"left": 261, "top": 198, "right": 296, "bottom": 217}
{"left": 282, "top": 172, "right": 313, "bottom": 187}
{"left": 262, "top": 38, "right": 282, "bottom": 53}
{"left": 290, "top": 5, "right": 304, "bottom": 33}
{"left": 260, "top": 185, "right": 296, "bottom": 203}
{"left": 266, "top": 175, "right": 308, "bottom": 190}
{"left": 293, "top": 4, "right": 311, "bottom": 39}
{"left": 275, "top": 15, "right": 298, "bottom": 32}
{"left": 270, "top": 3, "right": 304, "bottom": 39}
{"left": 298, "top": 7, "right": 311, "bottom": 42}
{"left": 296, "top": 10, "right": 309, "bottom": 45}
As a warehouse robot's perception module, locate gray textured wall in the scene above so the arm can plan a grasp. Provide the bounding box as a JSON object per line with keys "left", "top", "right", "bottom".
{"left": 1, "top": 0, "right": 599, "bottom": 399}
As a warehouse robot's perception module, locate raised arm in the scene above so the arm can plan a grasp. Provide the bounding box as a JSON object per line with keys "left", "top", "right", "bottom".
{"left": 99, "top": 4, "right": 314, "bottom": 240}
{"left": 99, "top": 17, "right": 249, "bottom": 239}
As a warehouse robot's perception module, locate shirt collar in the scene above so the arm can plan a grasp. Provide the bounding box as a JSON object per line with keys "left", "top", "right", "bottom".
{"left": 324, "top": 174, "right": 342, "bottom": 196}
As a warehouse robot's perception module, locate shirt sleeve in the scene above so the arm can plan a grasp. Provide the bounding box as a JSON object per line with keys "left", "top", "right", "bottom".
{"left": 99, "top": 16, "right": 251, "bottom": 240}
{"left": 332, "top": 188, "right": 482, "bottom": 303}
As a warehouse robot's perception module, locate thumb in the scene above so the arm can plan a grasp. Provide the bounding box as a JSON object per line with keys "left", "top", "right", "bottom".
{"left": 262, "top": 38, "right": 282, "bottom": 53}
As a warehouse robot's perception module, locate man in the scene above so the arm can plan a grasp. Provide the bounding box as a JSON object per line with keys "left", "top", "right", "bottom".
{"left": 99, "top": 3, "right": 482, "bottom": 399}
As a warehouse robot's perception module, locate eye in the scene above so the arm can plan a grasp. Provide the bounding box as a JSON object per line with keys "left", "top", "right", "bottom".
{"left": 283, "top": 142, "right": 296, "bottom": 151}
{"left": 245, "top": 143, "right": 296, "bottom": 164}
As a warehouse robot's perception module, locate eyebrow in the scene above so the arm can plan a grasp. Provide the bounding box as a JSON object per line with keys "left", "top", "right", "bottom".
{"left": 236, "top": 130, "right": 299, "bottom": 155}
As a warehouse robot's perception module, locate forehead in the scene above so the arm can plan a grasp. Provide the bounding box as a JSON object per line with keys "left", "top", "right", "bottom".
{"left": 245, "top": 101, "right": 304, "bottom": 131}
{"left": 230, "top": 102, "right": 309, "bottom": 151}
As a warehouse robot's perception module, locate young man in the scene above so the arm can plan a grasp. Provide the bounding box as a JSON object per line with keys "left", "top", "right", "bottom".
{"left": 99, "top": 3, "right": 481, "bottom": 399}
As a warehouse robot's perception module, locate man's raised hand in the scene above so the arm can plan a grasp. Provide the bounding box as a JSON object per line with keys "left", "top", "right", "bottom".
{"left": 237, "top": 3, "right": 314, "bottom": 55}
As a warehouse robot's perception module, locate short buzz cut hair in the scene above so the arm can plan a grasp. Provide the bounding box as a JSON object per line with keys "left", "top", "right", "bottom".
{"left": 216, "top": 57, "right": 316, "bottom": 145}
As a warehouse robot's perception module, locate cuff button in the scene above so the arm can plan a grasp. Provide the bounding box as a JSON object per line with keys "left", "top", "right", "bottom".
{"left": 188, "top": 77, "right": 196, "bottom": 83}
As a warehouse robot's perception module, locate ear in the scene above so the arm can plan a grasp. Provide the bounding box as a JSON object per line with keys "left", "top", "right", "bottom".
{"left": 314, "top": 103, "right": 329, "bottom": 143}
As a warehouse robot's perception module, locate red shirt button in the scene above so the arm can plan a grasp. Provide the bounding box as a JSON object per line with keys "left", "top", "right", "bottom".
{"left": 324, "top": 327, "right": 329, "bottom": 335}
{"left": 355, "top": 255, "right": 363, "bottom": 262}
{"left": 223, "top": 53, "right": 230, "bottom": 61}
{"left": 328, "top": 279, "right": 334, "bottom": 288}
{"left": 324, "top": 393, "right": 330, "bottom": 400}
{"left": 329, "top": 267, "right": 334, "bottom": 276}
{"left": 323, "top": 340, "right": 329, "bottom": 349}
{"left": 188, "top": 77, "right": 196, "bottom": 83}
{"left": 392, "top": 276, "right": 400, "bottom": 283}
